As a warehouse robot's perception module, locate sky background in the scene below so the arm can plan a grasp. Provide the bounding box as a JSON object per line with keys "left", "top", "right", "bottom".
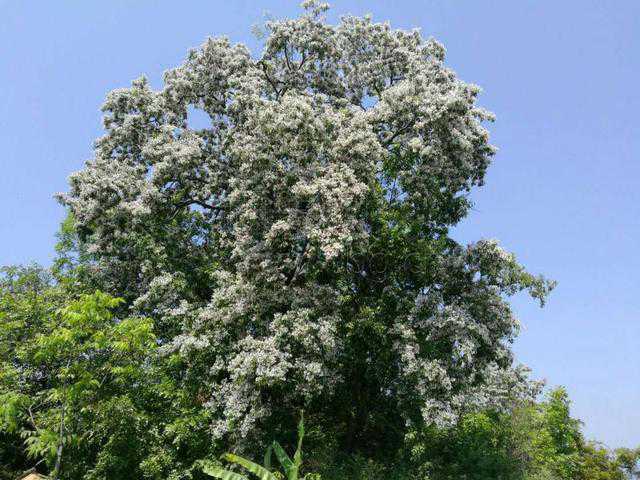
{"left": 1, "top": 0, "right": 638, "bottom": 448}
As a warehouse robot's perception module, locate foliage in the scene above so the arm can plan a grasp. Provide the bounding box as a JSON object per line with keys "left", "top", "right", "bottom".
{"left": 0, "top": 265, "right": 65, "bottom": 478}
{"left": 0, "top": 269, "right": 214, "bottom": 479}
{"left": 202, "top": 414, "right": 315, "bottom": 480}
{"left": 615, "top": 447, "right": 640, "bottom": 479}
{"left": 401, "top": 388, "right": 630, "bottom": 480}
{"left": 0, "top": 2, "right": 636, "bottom": 479}
{"left": 0, "top": 278, "right": 156, "bottom": 477}
{"left": 56, "top": 0, "right": 554, "bottom": 453}
{"left": 292, "top": 389, "right": 637, "bottom": 480}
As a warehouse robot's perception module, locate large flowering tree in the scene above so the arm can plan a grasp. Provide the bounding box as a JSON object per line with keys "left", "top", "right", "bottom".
{"left": 59, "top": 1, "right": 554, "bottom": 452}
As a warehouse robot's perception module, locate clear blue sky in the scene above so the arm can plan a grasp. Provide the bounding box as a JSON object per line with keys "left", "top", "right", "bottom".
{"left": 1, "top": 0, "right": 638, "bottom": 448}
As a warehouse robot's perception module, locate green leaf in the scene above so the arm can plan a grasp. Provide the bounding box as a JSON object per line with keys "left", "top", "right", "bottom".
{"left": 201, "top": 460, "right": 249, "bottom": 480}
{"left": 264, "top": 444, "right": 273, "bottom": 470}
{"left": 272, "top": 441, "right": 294, "bottom": 475}
{"left": 223, "top": 453, "right": 277, "bottom": 480}
{"left": 293, "top": 412, "right": 305, "bottom": 468}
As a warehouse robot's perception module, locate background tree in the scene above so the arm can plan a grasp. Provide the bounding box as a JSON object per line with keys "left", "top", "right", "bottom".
{"left": 0, "top": 266, "right": 61, "bottom": 479}
{"left": 0, "top": 286, "right": 156, "bottom": 478}
{"left": 399, "top": 388, "right": 628, "bottom": 480}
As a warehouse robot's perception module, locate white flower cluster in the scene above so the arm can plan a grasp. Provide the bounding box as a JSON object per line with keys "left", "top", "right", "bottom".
{"left": 59, "top": 1, "right": 553, "bottom": 443}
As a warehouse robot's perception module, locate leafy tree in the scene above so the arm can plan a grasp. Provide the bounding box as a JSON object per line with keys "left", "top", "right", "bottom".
{"left": 0, "top": 265, "right": 65, "bottom": 478}
{"left": 0, "top": 280, "right": 155, "bottom": 478}
{"left": 615, "top": 447, "right": 640, "bottom": 479}
{"left": 57, "top": 0, "right": 554, "bottom": 453}
{"left": 399, "top": 388, "right": 633, "bottom": 480}
{"left": 0, "top": 262, "right": 221, "bottom": 480}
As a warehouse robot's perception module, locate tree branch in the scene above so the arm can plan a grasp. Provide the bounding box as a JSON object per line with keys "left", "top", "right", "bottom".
{"left": 286, "top": 239, "right": 310, "bottom": 285}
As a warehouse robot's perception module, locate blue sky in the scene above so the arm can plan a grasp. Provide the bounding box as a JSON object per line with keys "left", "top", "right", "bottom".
{"left": 1, "top": 0, "right": 638, "bottom": 448}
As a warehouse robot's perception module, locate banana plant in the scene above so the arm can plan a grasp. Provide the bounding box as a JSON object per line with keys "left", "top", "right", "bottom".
{"left": 201, "top": 413, "right": 308, "bottom": 480}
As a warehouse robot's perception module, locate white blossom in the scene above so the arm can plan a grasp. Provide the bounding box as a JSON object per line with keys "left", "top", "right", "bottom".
{"left": 59, "top": 2, "right": 554, "bottom": 443}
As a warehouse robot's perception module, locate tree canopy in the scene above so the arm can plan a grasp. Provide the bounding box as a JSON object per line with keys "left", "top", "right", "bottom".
{"left": 58, "top": 0, "right": 552, "bottom": 450}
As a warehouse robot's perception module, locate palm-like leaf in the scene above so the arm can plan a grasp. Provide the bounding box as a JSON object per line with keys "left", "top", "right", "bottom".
{"left": 264, "top": 444, "right": 273, "bottom": 471}
{"left": 223, "top": 452, "right": 277, "bottom": 480}
{"left": 272, "top": 440, "right": 295, "bottom": 478}
{"left": 200, "top": 461, "right": 249, "bottom": 480}
{"left": 201, "top": 412, "right": 307, "bottom": 480}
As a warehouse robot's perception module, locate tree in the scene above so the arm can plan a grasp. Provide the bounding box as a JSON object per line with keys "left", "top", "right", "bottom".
{"left": 0, "top": 266, "right": 64, "bottom": 479}
{"left": 402, "top": 388, "right": 629, "bottom": 480}
{"left": 615, "top": 447, "right": 640, "bottom": 479}
{"left": 0, "top": 280, "right": 158, "bottom": 479}
{"left": 58, "top": 0, "right": 555, "bottom": 453}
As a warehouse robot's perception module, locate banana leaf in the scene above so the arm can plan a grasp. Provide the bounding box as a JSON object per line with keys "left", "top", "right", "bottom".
{"left": 201, "top": 460, "right": 249, "bottom": 480}
{"left": 223, "top": 452, "right": 277, "bottom": 480}
{"left": 272, "top": 440, "right": 295, "bottom": 478}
